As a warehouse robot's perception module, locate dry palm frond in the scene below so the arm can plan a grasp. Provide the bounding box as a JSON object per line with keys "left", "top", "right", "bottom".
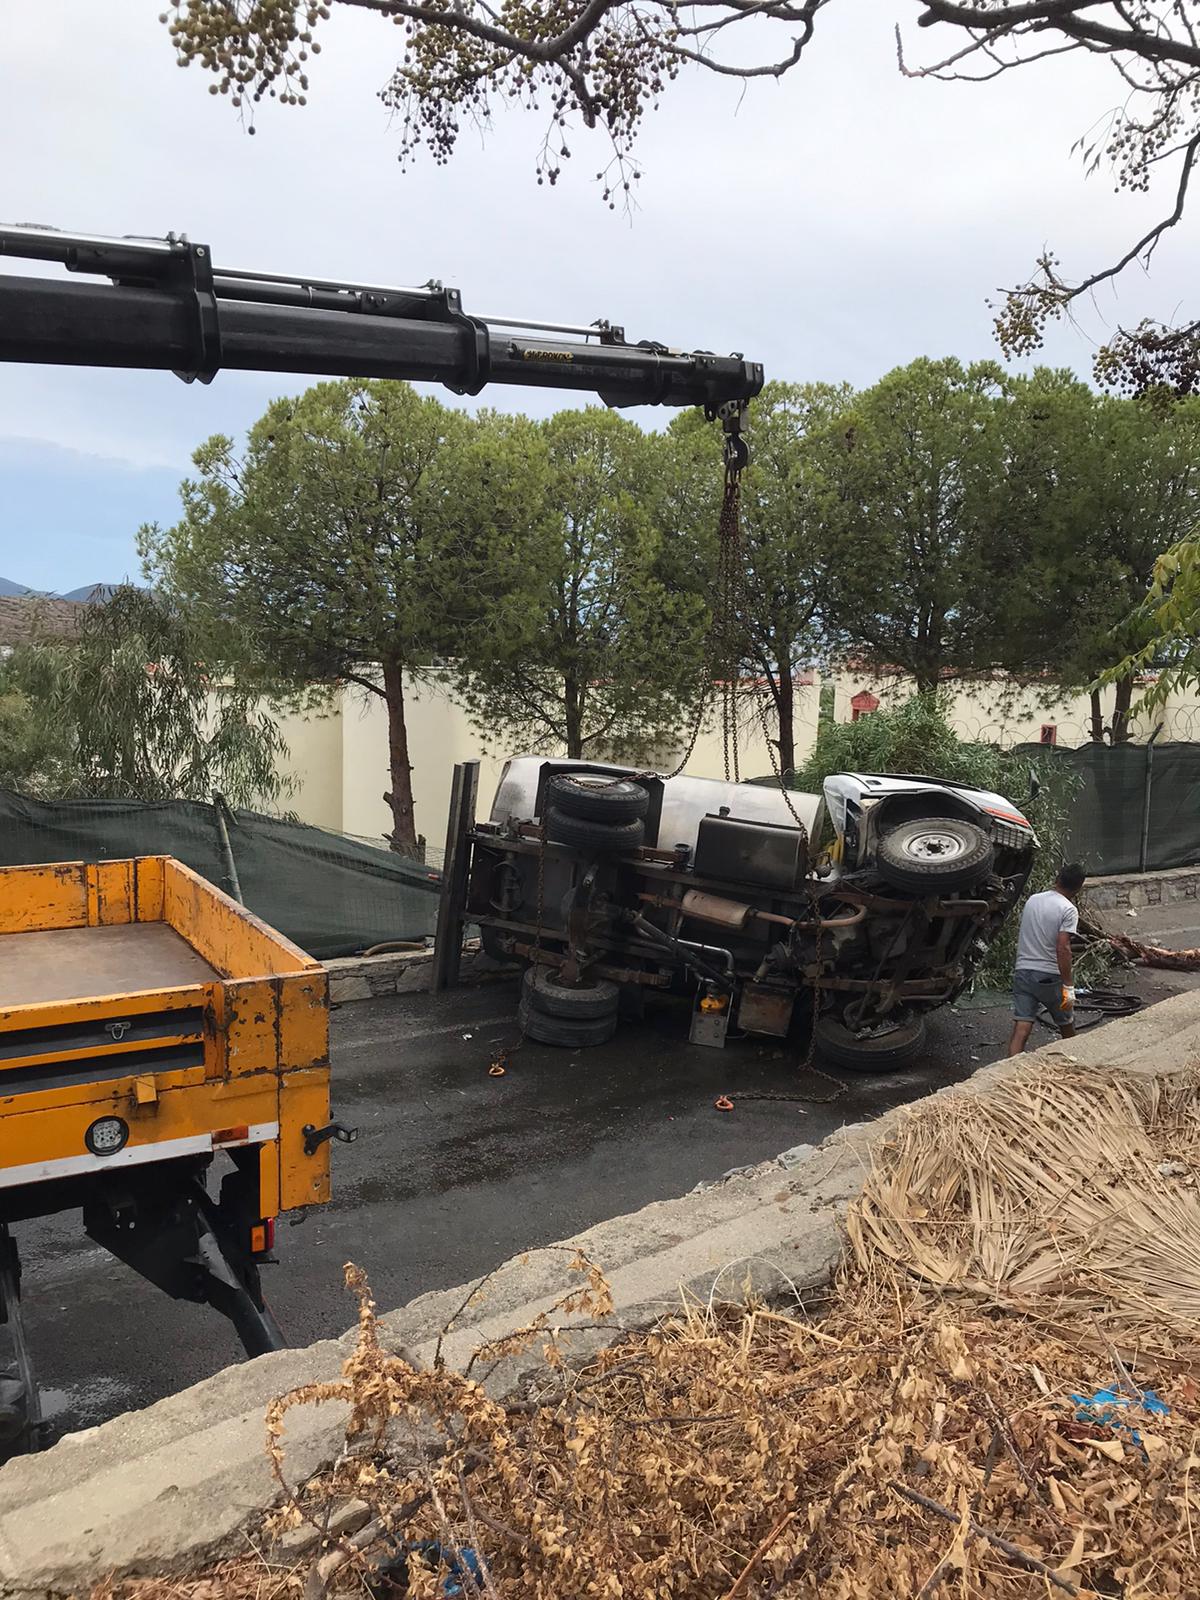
{"left": 97, "top": 1267, "right": 1200, "bottom": 1600}
{"left": 849, "top": 1066, "right": 1200, "bottom": 1340}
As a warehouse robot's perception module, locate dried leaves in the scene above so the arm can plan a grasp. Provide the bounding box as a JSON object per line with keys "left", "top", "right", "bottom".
{"left": 97, "top": 1069, "right": 1200, "bottom": 1599}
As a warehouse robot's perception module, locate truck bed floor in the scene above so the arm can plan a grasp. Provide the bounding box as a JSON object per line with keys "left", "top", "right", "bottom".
{"left": 0, "top": 924, "right": 220, "bottom": 1007}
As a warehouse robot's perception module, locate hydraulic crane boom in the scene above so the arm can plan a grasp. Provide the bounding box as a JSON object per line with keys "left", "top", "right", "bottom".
{"left": 0, "top": 226, "right": 763, "bottom": 442}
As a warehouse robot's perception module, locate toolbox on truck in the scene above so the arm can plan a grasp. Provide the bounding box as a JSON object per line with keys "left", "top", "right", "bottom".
{"left": 0, "top": 856, "right": 343, "bottom": 1458}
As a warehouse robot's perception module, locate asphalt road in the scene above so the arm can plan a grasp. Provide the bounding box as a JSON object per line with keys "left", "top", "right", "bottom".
{"left": 9, "top": 921, "right": 1199, "bottom": 1443}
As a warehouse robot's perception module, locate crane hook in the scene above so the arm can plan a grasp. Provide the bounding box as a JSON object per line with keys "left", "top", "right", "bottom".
{"left": 717, "top": 399, "right": 750, "bottom": 474}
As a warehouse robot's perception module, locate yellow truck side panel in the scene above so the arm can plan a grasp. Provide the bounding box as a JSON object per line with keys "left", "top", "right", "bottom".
{"left": 0, "top": 857, "right": 168, "bottom": 936}
{"left": 279, "top": 1068, "right": 332, "bottom": 1208}
{"left": 0, "top": 1062, "right": 209, "bottom": 1121}
{"left": 134, "top": 855, "right": 166, "bottom": 921}
{"left": 0, "top": 1076, "right": 286, "bottom": 1198}
{"left": 0, "top": 862, "right": 88, "bottom": 934}
{"left": 0, "top": 856, "right": 331, "bottom": 1220}
{"left": 224, "top": 977, "right": 280, "bottom": 1078}
{"left": 88, "top": 860, "right": 135, "bottom": 926}
{"left": 0, "top": 985, "right": 211, "bottom": 1033}
{"left": 163, "top": 859, "right": 314, "bottom": 978}
{"left": 277, "top": 971, "right": 330, "bottom": 1073}
{"left": 0, "top": 1026, "right": 205, "bottom": 1076}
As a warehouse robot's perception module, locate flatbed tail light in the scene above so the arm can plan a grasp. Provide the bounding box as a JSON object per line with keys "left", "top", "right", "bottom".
{"left": 250, "top": 1219, "right": 275, "bottom": 1254}
{"left": 211, "top": 1124, "right": 250, "bottom": 1146}
{"left": 85, "top": 1116, "right": 129, "bottom": 1156}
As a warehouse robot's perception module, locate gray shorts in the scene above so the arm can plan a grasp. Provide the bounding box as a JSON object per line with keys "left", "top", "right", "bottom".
{"left": 1013, "top": 968, "right": 1073, "bottom": 1027}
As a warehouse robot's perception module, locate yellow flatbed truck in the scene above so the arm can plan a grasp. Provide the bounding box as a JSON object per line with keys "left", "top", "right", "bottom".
{"left": 0, "top": 856, "right": 348, "bottom": 1453}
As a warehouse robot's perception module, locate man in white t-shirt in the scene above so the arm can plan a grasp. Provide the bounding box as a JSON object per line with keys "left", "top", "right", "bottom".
{"left": 1007, "top": 863, "right": 1086, "bottom": 1056}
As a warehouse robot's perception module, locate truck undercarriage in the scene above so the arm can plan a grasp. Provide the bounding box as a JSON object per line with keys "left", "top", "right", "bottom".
{"left": 435, "top": 759, "right": 1039, "bottom": 1069}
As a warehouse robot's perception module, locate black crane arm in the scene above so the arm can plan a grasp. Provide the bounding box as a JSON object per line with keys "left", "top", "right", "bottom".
{"left": 0, "top": 226, "right": 763, "bottom": 432}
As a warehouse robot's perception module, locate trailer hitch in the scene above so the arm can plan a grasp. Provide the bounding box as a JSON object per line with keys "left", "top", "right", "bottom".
{"left": 302, "top": 1120, "right": 358, "bottom": 1156}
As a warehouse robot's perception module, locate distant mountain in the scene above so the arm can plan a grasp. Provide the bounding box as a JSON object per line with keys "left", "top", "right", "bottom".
{"left": 60, "top": 582, "right": 122, "bottom": 603}
{"left": 0, "top": 579, "right": 136, "bottom": 603}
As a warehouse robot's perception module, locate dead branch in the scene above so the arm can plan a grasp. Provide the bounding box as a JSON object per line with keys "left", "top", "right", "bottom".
{"left": 719, "top": 1508, "right": 795, "bottom": 1599}
{"left": 891, "top": 1481, "right": 1079, "bottom": 1595}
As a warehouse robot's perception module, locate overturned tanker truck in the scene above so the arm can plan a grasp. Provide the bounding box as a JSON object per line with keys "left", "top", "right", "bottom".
{"left": 435, "top": 759, "right": 1039, "bottom": 1071}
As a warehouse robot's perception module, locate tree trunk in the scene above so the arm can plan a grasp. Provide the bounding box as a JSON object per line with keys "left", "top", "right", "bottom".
{"left": 775, "top": 667, "right": 796, "bottom": 778}
{"left": 912, "top": 644, "right": 940, "bottom": 697}
{"left": 1110, "top": 672, "right": 1135, "bottom": 744}
{"left": 381, "top": 658, "right": 419, "bottom": 855}
{"left": 1089, "top": 687, "right": 1105, "bottom": 744}
{"left": 563, "top": 674, "right": 584, "bottom": 759}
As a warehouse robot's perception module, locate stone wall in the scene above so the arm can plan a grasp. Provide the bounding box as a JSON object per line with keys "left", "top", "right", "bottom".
{"left": 1084, "top": 864, "right": 1200, "bottom": 912}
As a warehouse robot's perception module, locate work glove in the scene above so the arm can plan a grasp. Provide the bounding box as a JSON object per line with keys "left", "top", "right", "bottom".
{"left": 1062, "top": 985, "right": 1076, "bottom": 1011}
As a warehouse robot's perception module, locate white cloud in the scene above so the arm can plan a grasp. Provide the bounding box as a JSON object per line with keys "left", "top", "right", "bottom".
{"left": 0, "top": 0, "right": 1196, "bottom": 485}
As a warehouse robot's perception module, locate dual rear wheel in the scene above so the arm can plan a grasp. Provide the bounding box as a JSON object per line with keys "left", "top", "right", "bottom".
{"left": 520, "top": 966, "right": 620, "bottom": 1047}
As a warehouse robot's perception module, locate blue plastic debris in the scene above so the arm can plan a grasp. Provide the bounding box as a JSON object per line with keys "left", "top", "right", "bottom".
{"left": 405, "top": 1540, "right": 483, "bottom": 1596}
{"left": 1068, "top": 1386, "right": 1170, "bottom": 1450}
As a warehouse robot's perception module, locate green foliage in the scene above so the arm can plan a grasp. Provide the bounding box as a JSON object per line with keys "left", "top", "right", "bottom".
{"left": 0, "top": 586, "right": 286, "bottom": 804}
{"left": 790, "top": 693, "right": 1091, "bottom": 988}
{"left": 142, "top": 380, "right": 547, "bottom": 850}
{"left": 0, "top": 668, "right": 77, "bottom": 796}
{"left": 1065, "top": 393, "right": 1200, "bottom": 737}
{"left": 817, "top": 359, "right": 1011, "bottom": 693}
{"left": 795, "top": 694, "right": 1002, "bottom": 794}
{"left": 1099, "top": 398, "right": 1200, "bottom": 714}
{"left": 459, "top": 407, "right": 707, "bottom": 761}
{"left": 1106, "top": 531, "right": 1200, "bottom": 705}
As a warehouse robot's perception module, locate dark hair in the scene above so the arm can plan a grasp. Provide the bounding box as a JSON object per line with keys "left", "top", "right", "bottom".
{"left": 1057, "top": 862, "right": 1086, "bottom": 893}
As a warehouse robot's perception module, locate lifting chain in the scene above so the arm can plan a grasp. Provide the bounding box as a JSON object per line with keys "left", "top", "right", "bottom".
{"left": 640, "top": 415, "right": 748, "bottom": 785}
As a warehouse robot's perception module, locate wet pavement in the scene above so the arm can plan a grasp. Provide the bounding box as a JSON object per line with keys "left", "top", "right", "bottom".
{"left": 10, "top": 942, "right": 1198, "bottom": 1442}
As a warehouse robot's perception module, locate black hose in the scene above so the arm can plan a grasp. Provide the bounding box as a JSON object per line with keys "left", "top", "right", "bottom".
{"left": 1074, "top": 988, "right": 1145, "bottom": 1016}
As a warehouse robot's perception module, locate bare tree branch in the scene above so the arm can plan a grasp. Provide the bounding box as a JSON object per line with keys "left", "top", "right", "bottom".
{"left": 162, "top": 0, "right": 1200, "bottom": 384}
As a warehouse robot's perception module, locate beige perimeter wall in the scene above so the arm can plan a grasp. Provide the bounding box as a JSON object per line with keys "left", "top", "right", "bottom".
{"left": 272, "top": 670, "right": 1198, "bottom": 858}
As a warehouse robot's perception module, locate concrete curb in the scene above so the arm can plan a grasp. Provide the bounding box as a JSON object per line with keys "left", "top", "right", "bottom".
{"left": 3, "top": 987, "right": 1199, "bottom": 1591}
{"left": 1085, "top": 863, "right": 1200, "bottom": 912}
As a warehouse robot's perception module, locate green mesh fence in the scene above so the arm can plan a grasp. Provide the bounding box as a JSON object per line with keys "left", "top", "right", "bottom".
{"left": 1010, "top": 741, "right": 1200, "bottom": 876}
{"left": 0, "top": 791, "right": 442, "bottom": 959}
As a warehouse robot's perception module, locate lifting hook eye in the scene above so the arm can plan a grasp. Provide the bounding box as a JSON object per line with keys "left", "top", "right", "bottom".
{"left": 717, "top": 398, "right": 750, "bottom": 474}
{"left": 724, "top": 432, "right": 750, "bottom": 473}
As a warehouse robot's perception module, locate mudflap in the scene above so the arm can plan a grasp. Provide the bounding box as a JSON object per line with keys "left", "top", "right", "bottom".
{"left": 83, "top": 1168, "right": 286, "bottom": 1359}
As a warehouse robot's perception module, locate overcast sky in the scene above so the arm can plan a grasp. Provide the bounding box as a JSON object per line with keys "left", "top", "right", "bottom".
{"left": 2, "top": 1, "right": 1197, "bottom": 591}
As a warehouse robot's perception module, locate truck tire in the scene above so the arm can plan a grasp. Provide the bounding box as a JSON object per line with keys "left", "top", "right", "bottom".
{"left": 518, "top": 999, "right": 618, "bottom": 1048}
{"left": 523, "top": 967, "right": 620, "bottom": 1020}
{"left": 876, "top": 817, "right": 993, "bottom": 893}
{"left": 544, "top": 808, "right": 645, "bottom": 854}
{"left": 547, "top": 773, "right": 649, "bottom": 825}
{"left": 813, "top": 1014, "right": 926, "bottom": 1072}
